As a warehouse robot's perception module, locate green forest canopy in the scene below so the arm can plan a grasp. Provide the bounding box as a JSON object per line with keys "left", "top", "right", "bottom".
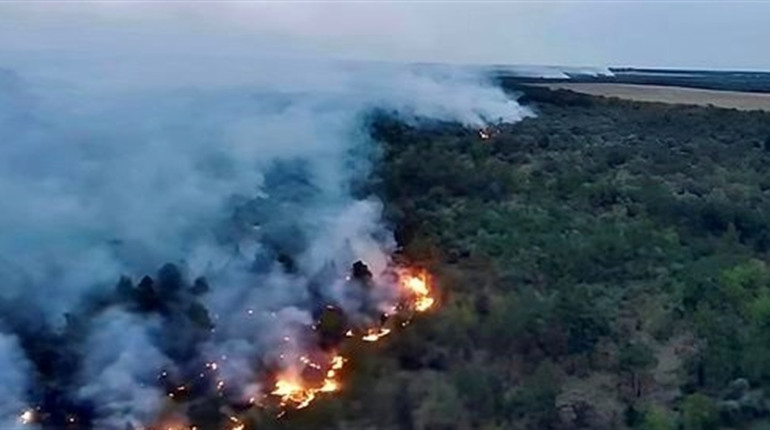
{"left": 273, "top": 85, "right": 770, "bottom": 430}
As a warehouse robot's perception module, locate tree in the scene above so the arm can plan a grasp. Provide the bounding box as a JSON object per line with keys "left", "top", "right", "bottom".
{"left": 639, "top": 406, "right": 675, "bottom": 430}
{"left": 719, "top": 259, "right": 770, "bottom": 309}
{"left": 506, "top": 361, "right": 561, "bottom": 426}
{"left": 414, "top": 377, "right": 469, "bottom": 430}
{"left": 681, "top": 393, "right": 719, "bottom": 430}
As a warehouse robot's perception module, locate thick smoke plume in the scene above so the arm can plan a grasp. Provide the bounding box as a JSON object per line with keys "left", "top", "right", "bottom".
{"left": 0, "top": 57, "right": 530, "bottom": 428}
{"left": 0, "top": 334, "right": 32, "bottom": 429}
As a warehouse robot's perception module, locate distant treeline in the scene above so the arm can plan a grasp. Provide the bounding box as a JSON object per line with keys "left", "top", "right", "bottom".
{"left": 496, "top": 67, "right": 770, "bottom": 93}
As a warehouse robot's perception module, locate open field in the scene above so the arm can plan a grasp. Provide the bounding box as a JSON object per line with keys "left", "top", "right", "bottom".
{"left": 535, "top": 82, "right": 770, "bottom": 111}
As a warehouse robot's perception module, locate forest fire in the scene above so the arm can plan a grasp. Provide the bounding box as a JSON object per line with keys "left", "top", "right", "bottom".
{"left": 141, "top": 415, "right": 190, "bottom": 430}
{"left": 361, "top": 327, "right": 391, "bottom": 342}
{"left": 401, "top": 271, "right": 436, "bottom": 312}
{"left": 266, "top": 265, "right": 435, "bottom": 414}
{"left": 227, "top": 416, "right": 245, "bottom": 430}
{"left": 15, "top": 263, "right": 436, "bottom": 429}
{"left": 272, "top": 378, "right": 317, "bottom": 409}
{"left": 271, "top": 354, "right": 346, "bottom": 410}
{"left": 141, "top": 415, "right": 242, "bottom": 430}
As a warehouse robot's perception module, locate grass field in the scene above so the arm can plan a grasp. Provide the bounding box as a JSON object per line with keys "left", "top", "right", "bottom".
{"left": 536, "top": 82, "right": 770, "bottom": 111}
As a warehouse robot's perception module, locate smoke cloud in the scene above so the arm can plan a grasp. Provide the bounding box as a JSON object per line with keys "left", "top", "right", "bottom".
{"left": 0, "top": 334, "right": 33, "bottom": 430}
{"left": 78, "top": 311, "right": 169, "bottom": 429}
{"left": 0, "top": 49, "right": 530, "bottom": 427}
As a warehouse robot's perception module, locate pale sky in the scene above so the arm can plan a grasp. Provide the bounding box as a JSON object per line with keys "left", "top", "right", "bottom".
{"left": 0, "top": 1, "right": 768, "bottom": 71}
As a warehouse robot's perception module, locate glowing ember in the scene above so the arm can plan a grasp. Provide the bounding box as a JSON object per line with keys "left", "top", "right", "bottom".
{"left": 228, "top": 416, "right": 244, "bottom": 430}
{"left": 479, "top": 129, "right": 490, "bottom": 139}
{"left": 145, "top": 416, "right": 191, "bottom": 430}
{"left": 361, "top": 327, "right": 391, "bottom": 342}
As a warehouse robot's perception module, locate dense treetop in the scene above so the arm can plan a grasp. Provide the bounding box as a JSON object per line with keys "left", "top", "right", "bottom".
{"left": 286, "top": 85, "right": 770, "bottom": 430}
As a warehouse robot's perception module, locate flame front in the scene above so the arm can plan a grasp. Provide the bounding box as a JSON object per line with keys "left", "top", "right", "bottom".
{"left": 401, "top": 272, "right": 435, "bottom": 312}
{"left": 271, "top": 354, "right": 345, "bottom": 410}
{"left": 272, "top": 378, "right": 316, "bottom": 409}
{"left": 132, "top": 265, "right": 436, "bottom": 429}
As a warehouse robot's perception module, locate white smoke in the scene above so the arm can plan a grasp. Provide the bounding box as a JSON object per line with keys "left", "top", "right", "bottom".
{"left": 77, "top": 311, "right": 170, "bottom": 429}
{"left": 0, "top": 53, "right": 531, "bottom": 426}
{"left": 0, "top": 334, "right": 33, "bottom": 430}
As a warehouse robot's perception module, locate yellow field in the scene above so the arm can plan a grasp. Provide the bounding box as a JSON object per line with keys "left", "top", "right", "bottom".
{"left": 536, "top": 83, "right": 770, "bottom": 111}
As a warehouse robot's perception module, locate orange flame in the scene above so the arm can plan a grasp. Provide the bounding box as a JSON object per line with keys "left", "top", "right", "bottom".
{"left": 361, "top": 327, "right": 391, "bottom": 342}
{"left": 272, "top": 378, "right": 316, "bottom": 409}
{"left": 143, "top": 416, "right": 191, "bottom": 430}
{"left": 271, "top": 354, "right": 345, "bottom": 410}
{"left": 401, "top": 271, "right": 435, "bottom": 312}
{"left": 228, "top": 416, "right": 244, "bottom": 430}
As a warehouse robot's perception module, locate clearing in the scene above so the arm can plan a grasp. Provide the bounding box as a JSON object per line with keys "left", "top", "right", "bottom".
{"left": 535, "top": 82, "right": 770, "bottom": 111}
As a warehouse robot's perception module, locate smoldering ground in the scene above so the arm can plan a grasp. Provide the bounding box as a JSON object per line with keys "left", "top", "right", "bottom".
{"left": 0, "top": 55, "right": 530, "bottom": 429}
